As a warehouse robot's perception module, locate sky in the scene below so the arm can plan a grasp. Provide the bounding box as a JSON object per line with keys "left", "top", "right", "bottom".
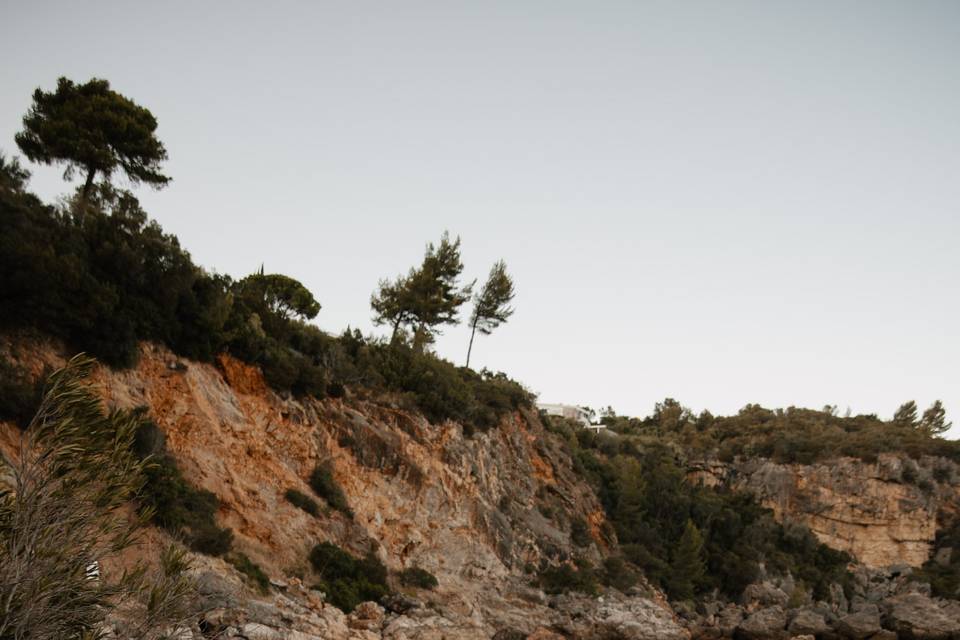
{"left": 1, "top": 1, "right": 958, "bottom": 437}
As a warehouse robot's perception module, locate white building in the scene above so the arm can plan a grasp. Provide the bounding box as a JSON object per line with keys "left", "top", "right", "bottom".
{"left": 537, "top": 403, "right": 606, "bottom": 432}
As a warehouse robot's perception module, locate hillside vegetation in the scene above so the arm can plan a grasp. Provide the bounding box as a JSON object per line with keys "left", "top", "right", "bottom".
{"left": 599, "top": 398, "right": 959, "bottom": 464}
{"left": 0, "top": 155, "right": 529, "bottom": 434}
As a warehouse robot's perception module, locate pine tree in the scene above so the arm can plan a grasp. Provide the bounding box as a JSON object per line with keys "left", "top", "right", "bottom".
{"left": 920, "top": 400, "right": 951, "bottom": 436}
{"left": 667, "top": 519, "right": 705, "bottom": 601}
{"left": 892, "top": 401, "right": 918, "bottom": 428}
{"left": 465, "top": 260, "right": 515, "bottom": 368}
{"left": 16, "top": 77, "right": 170, "bottom": 202}
{"left": 371, "top": 232, "right": 473, "bottom": 349}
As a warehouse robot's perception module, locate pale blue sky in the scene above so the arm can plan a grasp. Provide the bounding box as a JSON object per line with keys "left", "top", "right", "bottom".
{"left": 2, "top": 1, "right": 958, "bottom": 435}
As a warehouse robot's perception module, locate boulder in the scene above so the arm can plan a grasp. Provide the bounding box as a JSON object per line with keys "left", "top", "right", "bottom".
{"left": 735, "top": 606, "right": 787, "bottom": 640}
{"left": 881, "top": 593, "right": 960, "bottom": 639}
{"left": 347, "top": 601, "right": 385, "bottom": 631}
{"left": 381, "top": 593, "right": 422, "bottom": 615}
{"left": 717, "top": 605, "right": 745, "bottom": 636}
{"left": 743, "top": 582, "right": 789, "bottom": 607}
{"left": 552, "top": 593, "right": 689, "bottom": 640}
{"left": 239, "top": 622, "right": 284, "bottom": 640}
{"left": 787, "top": 608, "right": 829, "bottom": 637}
{"left": 834, "top": 604, "right": 881, "bottom": 639}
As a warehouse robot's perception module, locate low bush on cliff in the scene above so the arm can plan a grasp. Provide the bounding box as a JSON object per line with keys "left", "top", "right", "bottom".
{"left": 398, "top": 567, "right": 438, "bottom": 590}
{"left": 600, "top": 556, "right": 640, "bottom": 591}
{"left": 352, "top": 339, "right": 531, "bottom": 431}
{"left": 285, "top": 488, "right": 321, "bottom": 517}
{"left": 538, "top": 559, "right": 599, "bottom": 595}
{"left": 309, "top": 542, "right": 389, "bottom": 612}
{"left": 570, "top": 517, "right": 592, "bottom": 548}
{"left": 309, "top": 463, "right": 353, "bottom": 517}
{"left": 134, "top": 420, "right": 234, "bottom": 556}
{"left": 0, "top": 354, "right": 45, "bottom": 429}
{"left": 228, "top": 552, "right": 271, "bottom": 594}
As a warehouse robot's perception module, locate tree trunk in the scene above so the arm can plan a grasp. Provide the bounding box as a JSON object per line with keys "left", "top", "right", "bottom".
{"left": 466, "top": 321, "right": 478, "bottom": 369}
{"left": 390, "top": 317, "right": 402, "bottom": 343}
{"left": 81, "top": 167, "right": 96, "bottom": 204}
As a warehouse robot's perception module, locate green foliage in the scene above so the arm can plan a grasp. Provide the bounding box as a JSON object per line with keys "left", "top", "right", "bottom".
{"left": 600, "top": 398, "right": 959, "bottom": 465}
{"left": 0, "top": 354, "right": 45, "bottom": 429}
{"left": 0, "top": 179, "right": 232, "bottom": 367}
{"left": 0, "top": 152, "right": 30, "bottom": 193}
{"left": 1, "top": 159, "right": 530, "bottom": 433}
{"left": 666, "top": 520, "right": 705, "bottom": 601}
{"left": 0, "top": 356, "right": 198, "bottom": 639}
{"left": 235, "top": 271, "right": 320, "bottom": 322}
{"left": 538, "top": 559, "right": 599, "bottom": 595}
{"left": 893, "top": 401, "right": 918, "bottom": 428}
{"left": 371, "top": 231, "right": 473, "bottom": 349}
{"left": 920, "top": 400, "right": 951, "bottom": 436}
{"left": 285, "top": 488, "right": 321, "bottom": 517}
{"left": 308, "top": 463, "right": 352, "bottom": 516}
{"left": 466, "top": 260, "right": 515, "bottom": 368}
{"left": 228, "top": 553, "right": 271, "bottom": 594}
{"left": 134, "top": 420, "right": 233, "bottom": 556}
{"left": 601, "top": 556, "right": 640, "bottom": 591}
{"left": 552, "top": 419, "right": 854, "bottom": 601}
{"left": 308, "top": 542, "right": 389, "bottom": 612}
{"left": 398, "top": 567, "right": 439, "bottom": 590}
{"left": 570, "top": 517, "right": 592, "bottom": 547}
{"left": 16, "top": 77, "right": 170, "bottom": 200}
{"left": 364, "top": 342, "right": 531, "bottom": 430}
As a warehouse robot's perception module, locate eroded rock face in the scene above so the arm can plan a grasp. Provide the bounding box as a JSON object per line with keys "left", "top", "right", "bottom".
{"left": 0, "top": 336, "right": 686, "bottom": 639}
{"left": 690, "top": 456, "right": 959, "bottom": 568}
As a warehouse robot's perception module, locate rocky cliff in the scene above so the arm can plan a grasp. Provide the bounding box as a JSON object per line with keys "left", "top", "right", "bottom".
{"left": 689, "top": 455, "right": 960, "bottom": 568}
{"left": 0, "top": 335, "right": 688, "bottom": 640}
{"left": 4, "top": 334, "right": 960, "bottom": 639}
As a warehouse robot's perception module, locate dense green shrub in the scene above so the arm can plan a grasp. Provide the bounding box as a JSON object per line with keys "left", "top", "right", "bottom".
{"left": 570, "top": 517, "right": 592, "bottom": 548}
{"left": 308, "top": 542, "right": 389, "bottom": 612}
{"left": 285, "top": 488, "right": 320, "bottom": 517}
{"left": 398, "top": 567, "right": 438, "bottom": 590}
{"left": 229, "top": 553, "right": 270, "bottom": 594}
{"left": 309, "top": 463, "right": 352, "bottom": 516}
{"left": 0, "top": 355, "right": 44, "bottom": 428}
{"left": 601, "top": 556, "right": 640, "bottom": 591}
{"left": 134, "top": 420, "right": 233, "bottom": 556}
{"left": 538, "top": 559, "right": 598, "bottom": 595}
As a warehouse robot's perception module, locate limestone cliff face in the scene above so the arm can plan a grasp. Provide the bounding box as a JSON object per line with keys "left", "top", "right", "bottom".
{"left": 0, "top": 335, "right": 689, "bottom": 639}
{"left": 689, "top": 455, "right": 960, "bottom": 567}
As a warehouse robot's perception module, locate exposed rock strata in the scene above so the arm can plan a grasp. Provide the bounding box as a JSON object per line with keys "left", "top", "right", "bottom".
{"left": 689, "top": 456, "right": 959, "bottom": 567}
{"left": 0, "top": 336, "right": 687, "bottom": 639}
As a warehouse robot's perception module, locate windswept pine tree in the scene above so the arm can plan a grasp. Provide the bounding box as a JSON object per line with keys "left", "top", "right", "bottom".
{"left": 371, "top": 232, "right": 473, "bottom": 349}
{"left": 465, "top": 260, "right": 515, "bottom": 368}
